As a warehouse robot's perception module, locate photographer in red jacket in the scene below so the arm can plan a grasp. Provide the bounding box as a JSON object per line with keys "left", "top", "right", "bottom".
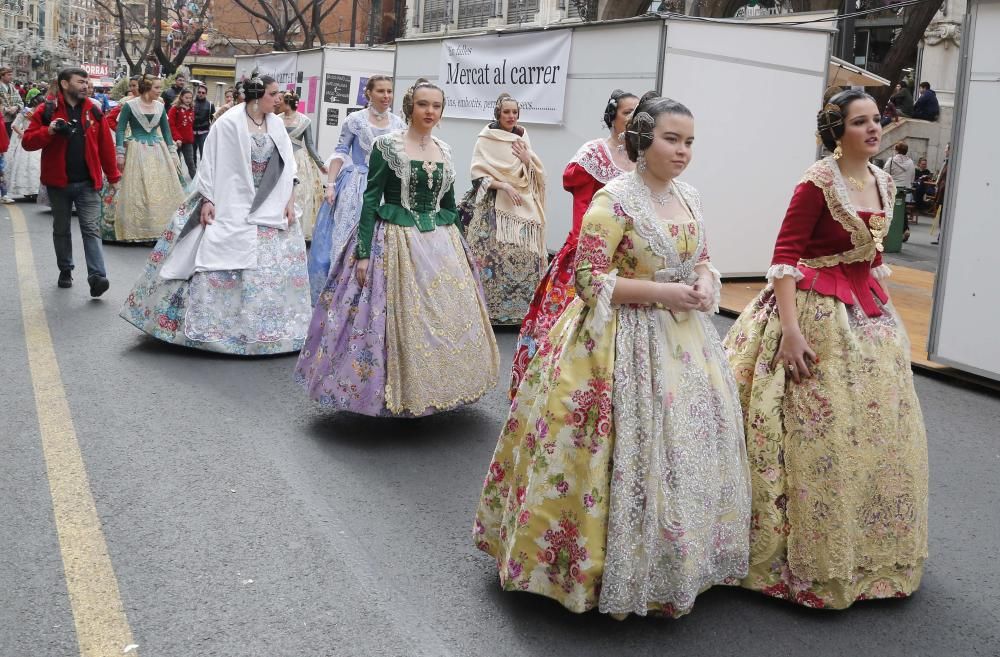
{"left": 23, "top": 67, "right": 120, "bottom": 296}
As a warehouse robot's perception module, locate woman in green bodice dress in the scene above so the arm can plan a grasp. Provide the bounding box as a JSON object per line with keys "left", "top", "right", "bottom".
{"left": 112, "top": 74, "right": 184, "bottom": 242}
{"left": 295, "top": 79, "right": 499, "bottom": 417}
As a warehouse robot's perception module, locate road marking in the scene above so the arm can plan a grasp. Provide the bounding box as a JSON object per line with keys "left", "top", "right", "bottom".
{"left": 9, "top": 206, "right": 138, "bottom": 657}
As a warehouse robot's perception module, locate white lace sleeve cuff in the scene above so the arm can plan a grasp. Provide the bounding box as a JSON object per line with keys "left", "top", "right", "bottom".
{"left": 766, "top": 264, "right": 805, "bottom": 283}
{"left": 475, "top": 175, "right": 494, "bottom": 205}
{"left": 582, "top": 269, "right": 618, "bottom": 339}
{"left": 698, "top": 263, "right": 722, "bottom": 314}
{"left": 872, "top": 264, "right": 893, "bottom": 280}
{"left": 326, "top": 152, "right": 348, "bottom": 167}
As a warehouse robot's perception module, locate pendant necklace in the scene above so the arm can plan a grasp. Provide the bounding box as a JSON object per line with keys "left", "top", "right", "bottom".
{"left": 649, "top": 184, "right": 675, "bottom": 206}
{"left": 246, "top": 108, "right": 266, "bottom": 130}
{"left": 847, "top": 175, "right": 866, "bottom": 191}
{"left": 615, "top": 131, "right": 625, "bottom": 153}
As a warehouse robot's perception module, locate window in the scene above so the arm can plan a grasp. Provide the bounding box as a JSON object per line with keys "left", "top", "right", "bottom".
{"left": 422, "top": 0, "right": 452, "bottom": 32}
{"left": 506, "top": 0, "right": 539, "bottom": 25}
{"left": 565, "top": 0, "right": 597, "bottom": 19}
{"left": 457, "top": 0, "right": 493, "bottom": 29}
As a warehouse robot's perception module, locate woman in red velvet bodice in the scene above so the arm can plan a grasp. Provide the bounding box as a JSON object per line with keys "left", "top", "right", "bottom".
{"left": 507, "top": 89, "right": 638, "bottom": 398}
{"left": 723, "top": 90, "right": 928, "bottom": 610}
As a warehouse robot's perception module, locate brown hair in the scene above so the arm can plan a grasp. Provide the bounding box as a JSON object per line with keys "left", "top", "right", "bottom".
{"left": 137, "top": 74, "right": 159, "bottom": 95}
{"left": 364, "top": 75, "right": 393, "bottom": 101}
{"left": 894, "top": 142, "right": 909, "bottom": 155}
{"left": 816, "top": 89, "right": 875, "bottom": 152}
{"left": 282, "top": 91, "right": 299, "bottom": 110}
{"left": 173, "top": 87, "right": 193, "bottom": 107}
{"left": 493, "top": 92, "right": 518, "bottom": 122}
{"left": 401, "top": 78, "right": 444, "bottom": 124}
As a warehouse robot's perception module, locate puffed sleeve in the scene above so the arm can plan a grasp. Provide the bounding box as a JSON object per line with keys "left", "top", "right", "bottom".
{"left": 768, "top": 181, "right": 825, "bottom": 282}
{"left": 563, "top": 162, "right": 600, "bottom": 235}
{"left": 575, "top": 190, "right": 624, "bottom": 335}
{"left": 115, "top": 101, "right": 132, "bottom": 154}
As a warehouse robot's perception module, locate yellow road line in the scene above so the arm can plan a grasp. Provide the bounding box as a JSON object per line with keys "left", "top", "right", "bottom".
{"left": 9, "top": 206, "right": 139, "bottom": 657}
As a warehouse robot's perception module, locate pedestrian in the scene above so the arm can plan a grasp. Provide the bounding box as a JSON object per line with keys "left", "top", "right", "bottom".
{"left": 119, "top": 74, "right": 311, "bottom": 355}
{"left": 99, "top": 76, "right": 140, "bottom": 240}
{"left": 307, "top": 74, "right": 404, "bottom": 303}
{"left": 723, "top": 89, "right": 928, "bottom": 609}
{"left": 277, "top": 91, "right": 326, "bottom": 241}
{"left": 21, "top": 67, "right": 120, "bottom": 296}
{"left": 6, "top": 99, "right": 43, "bottom": 200}
{"left": 168, "top": 87, "right": 197, "bottom": 179}
{"left": 0, "top": 66, "right": 23, "bottom": 137}
{"left": 112, "top": 74, "right": 184, "bottom": 242}
{"left": 295, "top": 78, "right": 499, "bottom": 416}
{"left": 474, "top": 94, "right": 750, "bottom": 619}
{"left": 0, "top": 102, "right": 9, "bottom": 204}
{"left": 161, "top": 73, "right": 187, "bottom": 106}
{"left": 883, "top": 141, "right": 915, "bottom": 192}
{"left": 930, "top": 142, "right": 950, "bottom": 244}
{"left": 912, "top": 155, "right": 934, "bottom": 212}
{"left": 509, "top": 88, "right": 638, "bottom": 397}
{"left": 461, "top": 93, "right": 547, "bottom": 326}
{"left": 891, "top": 80, "right": 914, "bottom": 116}
{"left": 213, "top": 86, "right": 239, "bottom": 121}
{"left": 911, "top": 81, "right": 940, "bottom": 121}
{"left": 192, "top": 83, "right": 214, "bottom": 163}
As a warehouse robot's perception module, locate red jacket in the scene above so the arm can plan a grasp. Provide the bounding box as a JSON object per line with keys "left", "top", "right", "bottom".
{"left": 22, "top": 95, "right": 120, "bottom": 189}
{"left": 167, "top": 105, "right": 194, "bottom": 144}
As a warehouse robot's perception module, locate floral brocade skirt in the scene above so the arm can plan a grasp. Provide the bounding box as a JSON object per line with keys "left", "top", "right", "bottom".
{"left": 723, "top": 287, "right": 929, "bottom": 609}
{"left": 509, "top": 232, "right": 578, "bottom": 398}
{"left": 119, "top": 192, "right": 311, "bottom": 355}
{"left": 295, "top": 221, "right": 500, "bottom": 417}
{"left": 112, "top": 140, "right": 185, "bottom": 242}
{"left": 294, "top": 149, "right": 324, "bottom": 241}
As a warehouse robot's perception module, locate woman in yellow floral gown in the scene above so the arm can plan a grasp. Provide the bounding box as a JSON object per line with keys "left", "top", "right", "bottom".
{"left": 473, "top": 97, "right": 750, "bottom": 618}
{"left": 723, "top": 90, "right": 928, "bottom": 609}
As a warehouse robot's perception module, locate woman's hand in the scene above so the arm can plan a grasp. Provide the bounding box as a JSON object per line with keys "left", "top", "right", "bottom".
{"left": 116, "top": 154, "right": 125, "bottom": 169}
{"left": 325, "top": 185, "right": 336, "bottom": 205}
{"left": 776, "top": 326, "right": 818, "bottom": 384}
{"left": 512, "top": 139, "right": 531, "bottom": 165}
{"left": 200, "top": 200, "right": 216, "bottom": 226}
{"left": 502, "top": 182, "right": 523, "bottom": 207}
{"left": 659, "top": 283, "right": 702, "bottom": 312}
{"left": 285, "top": 201, "right": 296, "bottom": 225}
{"left": 356, "top": 258, "right": 370, "bottom": 287}
{"left": 692, "top": 275, "right": 716, "bottom": 312}
{"left": 320, "top": 165, "right": 329, "bottom": 175}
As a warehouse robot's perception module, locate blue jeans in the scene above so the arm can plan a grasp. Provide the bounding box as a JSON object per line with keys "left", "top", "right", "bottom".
{"left": 47, "top": 182, "right": 107, "bottom": 279}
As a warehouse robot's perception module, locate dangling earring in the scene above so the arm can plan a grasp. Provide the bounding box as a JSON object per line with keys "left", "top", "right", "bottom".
{"left": 833, "top": 141, "right": 843, "bottom": 160}
{"left": 637, "top": 151, "right": 647, "bottom": 173}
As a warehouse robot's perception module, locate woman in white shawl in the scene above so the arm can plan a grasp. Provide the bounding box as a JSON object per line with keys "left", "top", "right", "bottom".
{"left": 119, "top": 74, "right": 312, "bottom": 356}
{"left": 462, "top": 93, "right": 547, "bottom": 326}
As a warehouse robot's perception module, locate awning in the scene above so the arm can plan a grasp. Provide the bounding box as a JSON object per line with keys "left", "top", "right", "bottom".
{"left": 190, "top": 67, "right": 234, "bottom": 78}
{"left": 828, "top": 56, "right": 890, "bottom": 87}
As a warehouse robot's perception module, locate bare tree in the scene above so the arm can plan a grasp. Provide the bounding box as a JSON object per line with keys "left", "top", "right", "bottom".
{"left": 93, "top": 0, "right": 156, "bottom": 75}
{"left": 230, "top": 0, "right": 345, "bottom": 51}
{"left": 95, "top": 0, "right": 212, "bottom": 75}
{"left": 871, "top": 0, "right": 945, "bottom": 107}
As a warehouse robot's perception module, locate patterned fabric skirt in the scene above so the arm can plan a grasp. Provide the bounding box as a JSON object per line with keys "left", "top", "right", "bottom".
{"left": 7, "top": 130, "right": 41, "bottom": 198}
{"left": 307, "top": 164, "right": 367, "bottom": 305}
{"left": 723, "top": 287, "right": 929, "bottom": 609}
{"left": 509, "top": 232, "right": 578, "bottom": 398}
{"left": 294, "top": 148, "right": 324, "bottom": 241}
{"left": 119, "top": 192, "right": 311, "bottom": 355}
{"left": 295, "top": 221, "right": 500, "bottom": 417}
{"left": 475, "top": 300, "right": 750, "bottom": 617}
{"left": 99, "top": 176, "right": 120, "bottom": 241}
{"left": 465, "top": 198, "right": 546, "bottom": 326}
{"left": 113, "top": 140, "right": 184, "bottom": 242}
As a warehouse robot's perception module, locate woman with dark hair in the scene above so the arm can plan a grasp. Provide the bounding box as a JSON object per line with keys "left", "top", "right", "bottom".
{"left": 168, "top": 87, "right": 197, "bottom": 179}
{"left": 473, "top": 95, "right": 750, "bottom": 618}
{"left": 508, "top": 89, "right": 638, "bottom": 397}
{"left": 461, "top": 92, "right": 547, "bottom": 325}
{"left": 120, "top": 74, "right": 311, "bottom": 355}
{"left": 295, "top": 79, "right": 498, "bottom": 416}
{"left": 307, "top": 74, "right": 404, "bottom": 303}
{"left": 112, "top": 74, "right": 184, "bottom": 242}
{"left": 277, "top": 91, "right": 326, "bottom": 241}
{"left": 724, "top": 89, "right": 928, "bottom": 608}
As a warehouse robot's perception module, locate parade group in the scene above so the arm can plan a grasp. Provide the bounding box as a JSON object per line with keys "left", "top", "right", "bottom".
{"left": 3, "top": 66, "right": 928, "bottom": 619}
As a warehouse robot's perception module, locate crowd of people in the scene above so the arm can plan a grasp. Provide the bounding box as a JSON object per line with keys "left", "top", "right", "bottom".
{"left": 6, "top": 64, "right": 929, "bottom": 619}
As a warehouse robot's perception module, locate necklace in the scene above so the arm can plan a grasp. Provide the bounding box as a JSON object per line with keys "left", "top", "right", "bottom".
{"left": 648, "top": 184, "right": 675, "bottom": 206}
{"left": 614, "top": 131, "right": 625, "bottom": 153}
{"left": 847, "top": 175, "right": 866, "bottom": 191}
{"left": 369, "top": 106, "right": 389, "bottom": 120}
{"left": 246, "top": 108, "right": 266, "bottom": 129}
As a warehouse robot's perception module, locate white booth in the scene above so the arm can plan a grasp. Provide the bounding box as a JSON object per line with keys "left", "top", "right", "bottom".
{"left": 929, "top": 0, "right": 1000, "bottom": 381}
{"left": 393, "top": 16, "right": 837, "bottom": 276}
{"left": 235, "top": 46, "right": 396, "bottom": 157}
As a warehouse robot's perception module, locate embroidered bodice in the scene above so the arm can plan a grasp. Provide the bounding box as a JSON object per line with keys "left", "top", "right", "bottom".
{"left": 332, "top": 108, "right": 406, "bottom": 170}
{"left": 355, "top": 132, "right": 459, "bottom": 259}
{"left": 284, "top": 112, "right": 324, "bottom": 168}
{"left": 249, "top": 133, "right": 275, "bottom": 188}
{"left": 115, "top": 98, "right": 173, "bottom": 150}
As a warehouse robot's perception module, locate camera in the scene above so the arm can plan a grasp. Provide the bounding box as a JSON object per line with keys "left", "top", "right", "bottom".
{"left": 51, "top": 118, "right": 79, "bottom": 136}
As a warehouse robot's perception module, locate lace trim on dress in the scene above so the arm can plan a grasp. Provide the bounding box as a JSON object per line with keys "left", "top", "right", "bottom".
{"left": 871, "top": 264, "right": 893, "bottom": 280}
{"left": 375, "top": 132, "right": 455, "bottom": 214}
{"left": 699, "top": 262, "right": 722, "bottom": 313}
{"left": 581, "top": 269, "right": 617, "bottom": 339}
{"left": 766, "top": 263, "right": 805, "bottom": 283}
{"left": 475, "top": 175, "right": 494, "bottom": 205}
{"left": 570, "top": 139, "right": 624, "bottom": 184}
{"left": 286, "top": 114, "right": 311, "bottom": 141}
{"left": 126, "top": 97, "right": 165, "bottom": 134}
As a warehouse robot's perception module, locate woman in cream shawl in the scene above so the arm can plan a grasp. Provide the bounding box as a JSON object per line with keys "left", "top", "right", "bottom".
{"left": 463, "top": 93, "right": 547, "bottom": 326}
{"left": 119, "top": 74, "right": 311, "bottom": 356}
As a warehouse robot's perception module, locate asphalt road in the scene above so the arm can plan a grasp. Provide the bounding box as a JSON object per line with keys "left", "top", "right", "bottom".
{"left": 2, "top": 199, "right": 998, "bottom": 657}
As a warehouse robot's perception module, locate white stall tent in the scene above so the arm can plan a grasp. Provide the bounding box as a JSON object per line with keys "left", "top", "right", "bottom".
{"left": 235, "top": 46, "right": 396, "bottom": 158}
{"left": 929, "top": 0, "right": 1000, "bottom": 381}
{"left": 393, "top": 16, "right": 834, "bottom": 276}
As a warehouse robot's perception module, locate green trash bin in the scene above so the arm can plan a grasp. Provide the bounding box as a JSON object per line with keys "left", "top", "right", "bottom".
{"left": 883, "top": 188, "right": 907, "bottom": 253}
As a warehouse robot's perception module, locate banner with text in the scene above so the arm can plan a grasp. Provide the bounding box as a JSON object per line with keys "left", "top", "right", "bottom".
{"left": 438, "top": 31, "right": 572, "bottom": 125}
{"left": 235, "top": 52, "right": 298, "bottom": 89}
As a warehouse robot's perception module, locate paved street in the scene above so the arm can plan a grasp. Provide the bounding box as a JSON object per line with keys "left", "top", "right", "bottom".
{"left": 2, "top": 199, "right": 999, "bottom": 657}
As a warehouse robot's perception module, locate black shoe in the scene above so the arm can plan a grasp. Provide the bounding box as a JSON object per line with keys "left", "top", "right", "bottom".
{"left": 58, "top": 271, "right": 73, "bottom": 288}
{"left": 88, "top": 275, "right": 110, "bottom": 297}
